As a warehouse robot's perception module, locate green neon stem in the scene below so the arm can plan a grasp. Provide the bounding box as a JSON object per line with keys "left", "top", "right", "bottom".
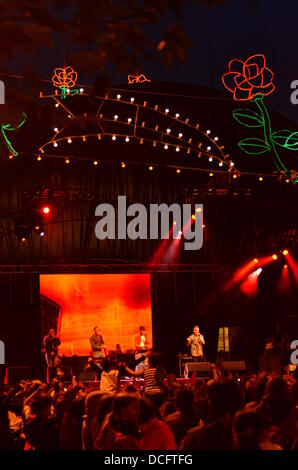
{"left": 253, "top": 96, "right": 287, "bottom": 173}
{"left": 60, "top": 86, "right": 79, "bottom": 99}
{"left": 1, "top": 113, "right": 27, "bottom": 156}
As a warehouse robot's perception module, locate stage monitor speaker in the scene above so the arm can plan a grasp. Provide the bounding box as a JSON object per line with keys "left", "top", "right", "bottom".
{"left": 184, "top": 362, "right": 210, "bottom": 378}
{"left": 222, "top": 361, "right": 246, "bottom": 372}
{"left": 6, "top": 366, "right": 31, "bottom": 383}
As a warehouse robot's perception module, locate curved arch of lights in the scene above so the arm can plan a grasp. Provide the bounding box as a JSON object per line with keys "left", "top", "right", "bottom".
{"left": 37, "top": 89, "right": 237, "bottom": 174}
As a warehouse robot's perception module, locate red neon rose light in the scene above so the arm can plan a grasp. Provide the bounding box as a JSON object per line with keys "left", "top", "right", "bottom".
{"left": 52, "top": 66, "right": 79, "bottom": 99}
{"left": 128, "top": 74, "right": 150, "bottom": 84}
{"left": 221, "top": 53, "right": 298, "bottom": 176}
{"left": 222, "top": 54, "right": 275, "bottom": 101}
{"left": 52, "top": 66, "right": 78, "bottom": 89}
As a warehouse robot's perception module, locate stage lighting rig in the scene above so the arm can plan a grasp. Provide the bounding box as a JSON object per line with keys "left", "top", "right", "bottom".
{"left": 14, "top": 216, "right": 31, "bottom": 242}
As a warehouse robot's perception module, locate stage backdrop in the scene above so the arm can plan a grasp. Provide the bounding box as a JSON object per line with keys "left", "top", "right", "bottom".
{"left": 40, "top": 274, "right": 152, "bottom": 356}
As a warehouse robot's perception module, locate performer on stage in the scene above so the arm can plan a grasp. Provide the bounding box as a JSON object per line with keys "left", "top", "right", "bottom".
{"left": 90, "top": 326, "right": 106, "bottom": 360}
{"left": 42, "top": 327, "right": 61, "bottom": 368}
{"left": 186, "top": 325, "right": 205, "bottom": 361}
{"left": 134, "top": 325, "right": 149, "bottom": 371}
{"left": 135, "top": 325, "right": 149, "bottom": 352}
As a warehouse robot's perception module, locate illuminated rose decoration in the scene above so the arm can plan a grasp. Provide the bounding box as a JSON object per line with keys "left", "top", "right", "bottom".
{"left": 52, "top": 66, "right": 78, "bottom": 89}
{"left": 222, "top": 54, "right": 275, "bottom": 101}
{"left": 128, "top": 74, "right": 150, "bottom": 84}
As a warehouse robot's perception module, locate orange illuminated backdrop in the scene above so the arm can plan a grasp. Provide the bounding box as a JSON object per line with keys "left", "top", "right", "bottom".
{"left": 40, "top": 274, "right": 152, "bottom": 356}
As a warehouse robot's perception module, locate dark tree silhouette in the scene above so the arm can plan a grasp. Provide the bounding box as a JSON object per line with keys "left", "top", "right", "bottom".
{"left": 0, "top": 0, "right": 225, "bottom": 73}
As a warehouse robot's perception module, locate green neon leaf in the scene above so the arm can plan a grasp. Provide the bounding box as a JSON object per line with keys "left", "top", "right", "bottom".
{"left": 233, "top": 109, "right": 264, "bottom": 128}
{"left": 238, "top": 137, "right": 270, "bottom": 155}
{"left": 271, "top": 130, "right": 298, "bottom": 150}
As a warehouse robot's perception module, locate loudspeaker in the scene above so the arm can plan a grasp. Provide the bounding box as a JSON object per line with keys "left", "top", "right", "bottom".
{"left": 222, "top": 361, "right": 246, "bottom": 372}
{"left": 184, "top": 362, "right": 210, "bottom": 378}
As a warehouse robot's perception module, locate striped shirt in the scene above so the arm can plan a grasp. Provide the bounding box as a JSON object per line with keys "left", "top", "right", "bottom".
{"left": 143, "top": 367, "right": 166, "bottom": 395}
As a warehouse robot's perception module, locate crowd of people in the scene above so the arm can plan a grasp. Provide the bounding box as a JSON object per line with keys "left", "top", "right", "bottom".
{"left": 0, "top": 351, "right": 297, "bottom": 451}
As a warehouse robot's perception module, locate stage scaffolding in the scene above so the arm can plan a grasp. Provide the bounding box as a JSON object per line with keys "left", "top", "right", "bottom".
{"left": 0, "top": 262, "right": 221, "bottom": 273}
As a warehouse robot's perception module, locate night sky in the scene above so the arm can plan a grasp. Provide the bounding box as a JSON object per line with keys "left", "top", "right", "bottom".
{"left": 147, "top": 0, "right": 298, "bottom": 124}
{"left": 6, "top": 0, "right": 298, "bottom": 123}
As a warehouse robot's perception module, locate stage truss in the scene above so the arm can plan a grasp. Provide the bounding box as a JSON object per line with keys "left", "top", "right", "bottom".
{"left": 0, "top": 262, "right": 222, "bottom": 273}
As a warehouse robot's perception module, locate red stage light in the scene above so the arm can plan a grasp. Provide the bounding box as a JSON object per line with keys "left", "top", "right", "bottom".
{"left": 42, "top": 206, "right": 50, "bottom": 215}
{"left": 278, "top": 263, "right": 290, "bottom": 292}
{"left": 191, "top": 215, "right": 196, "bottom": 221}
{"left": 254, "top": 258, "right": 258, "bottom": 264}
{"left": 272, "top": 254, "right": 278, "bottom": 260}
{"left": 286, "top": 253, "right": 298, "bottom": 285}
{"left": 282, "top": 249, "right": 289, "bottom": 256}
{"left": 240, "top": 268, "right": 261, "bottom": 297}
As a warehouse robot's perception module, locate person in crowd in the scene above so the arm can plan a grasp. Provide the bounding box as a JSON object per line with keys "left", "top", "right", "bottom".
{"left": 94, "top": 393, "right": 140, "bottom": 450}
{"left": 159, "top": 401, "right": 177, "bottom": 420}
{"left": 259, "top": 376, "right": 297, "bottom": 449}
{"left": 165, "top": 387, "right": 199, "bottom": 447}
{"left": 100, "top": 358, "right": 120, "bottom": 393}
{"left": 24, "top": 393, "right": 60, "bottom": 449}
{"left": 60, "top": 395, "right": 85, "bottom": 449}
{"left": 82, "top": 390, "right": 108, "bottom": 450}
{"left": 53, "top": 391, "right": 69, "bottom": 425}
{"left": 0, "top": 361, "right": 297, "bottom": 451}
{"left": 181, "top": 379, "right": 243, "bottom": 450}
{"left": 233, "top": 407, "right": 283, "bottom": 450}
{"left": 123, "top": 384, "right": 140, "bottom": 395}
{"left": 86, "top": 356, "right": 103, "bottom": 380}
{"left": 139, "top": 398, "right": 177, "bottom": 450}
{"left": 95, "top": 394, "right": 115, "bottom": 434}
{"left": 193, "top": 381, "right": 209, "bottom": 424}
{"left": 123, "top": 351, "right": 167, "bottom": 411}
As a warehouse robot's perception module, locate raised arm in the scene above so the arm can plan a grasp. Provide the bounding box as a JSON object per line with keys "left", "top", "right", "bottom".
{"left": 123, "top": 364, "right": 144, "bottom": 377}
